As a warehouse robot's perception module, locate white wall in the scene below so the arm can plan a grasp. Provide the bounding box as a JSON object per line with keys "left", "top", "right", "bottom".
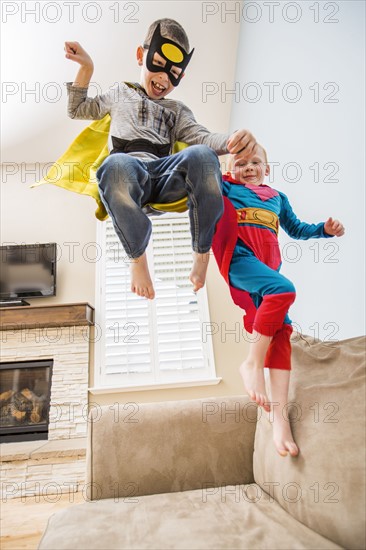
{"left": 223, "top": 0, "right": 365, "bottom": 339}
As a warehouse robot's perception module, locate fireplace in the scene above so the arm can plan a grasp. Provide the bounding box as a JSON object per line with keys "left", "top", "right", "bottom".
{"left": 0, "top": 359, "right": 53, "bottom": 443}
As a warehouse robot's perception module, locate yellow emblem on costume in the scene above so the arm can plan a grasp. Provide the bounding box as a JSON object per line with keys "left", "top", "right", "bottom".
{"left": 236, "top": 207, "right": 279, "bottom": 235}
{"left": 31, "top": 114, "right": 189, "bottom": 221}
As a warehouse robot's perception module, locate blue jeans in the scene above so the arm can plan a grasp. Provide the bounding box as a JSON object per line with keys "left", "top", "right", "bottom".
{"left": 96, "top": 145, "right": 224, "bottom": 258}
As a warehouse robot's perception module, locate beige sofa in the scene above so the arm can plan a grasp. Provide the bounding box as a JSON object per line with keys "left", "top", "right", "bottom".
{"left": 39, "top": 334, "right": 365, "bottom": 550}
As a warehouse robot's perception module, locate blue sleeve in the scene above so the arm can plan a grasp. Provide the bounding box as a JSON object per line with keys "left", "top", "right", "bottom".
{"left": 221, "top": 178, "right": 231, "bottom": 196}
{"left": 279, "top": 192, "right": 333, "bottom": 240}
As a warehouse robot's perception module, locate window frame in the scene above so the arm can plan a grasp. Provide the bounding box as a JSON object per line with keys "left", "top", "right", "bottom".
{"left": 92, "top": 212, "right": 221, "bottom": 392}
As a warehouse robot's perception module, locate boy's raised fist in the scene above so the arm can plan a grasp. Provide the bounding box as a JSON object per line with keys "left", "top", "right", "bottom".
{"left": 64, "top": 41, "right": 94, "bottom": 69}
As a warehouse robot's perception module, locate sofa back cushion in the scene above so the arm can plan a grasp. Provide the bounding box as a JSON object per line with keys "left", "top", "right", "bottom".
{"left": 253, "top": 334, "right": 366, "bottom": 550}
{"left": 87, "top": 395, "right": 257, "bottom": 500}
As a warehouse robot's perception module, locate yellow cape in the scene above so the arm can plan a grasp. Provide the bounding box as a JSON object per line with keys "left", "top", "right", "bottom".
{"left": 31, "top": 114, "right": 189, "bottom": 221}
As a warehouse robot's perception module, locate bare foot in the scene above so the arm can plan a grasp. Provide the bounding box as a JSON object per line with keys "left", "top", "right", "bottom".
{"left": 271, "top": 411, "right": 299, "bottom": 457}
{"left": 189, "top": 252, "right": 210, "bottom": 292}
{"left": 130, "top": 252, "right": 155, "bottom": 299}
{"left": 268, "top": 368, "right": 298, "bottom": 457}
{"left": 240, "top": 359, "right": 271, "bottom": 412}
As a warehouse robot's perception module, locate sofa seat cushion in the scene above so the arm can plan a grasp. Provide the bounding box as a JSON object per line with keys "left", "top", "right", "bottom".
{"left": 254, "top": 334, "right": 366, "bottom": 550}
{"left": 38, "top": 483, "right": 342, "bottom": 550}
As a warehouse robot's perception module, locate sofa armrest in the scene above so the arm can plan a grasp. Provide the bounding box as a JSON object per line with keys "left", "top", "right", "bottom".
{"left": 86, "top": 395, "right": 257, "bottom": 500}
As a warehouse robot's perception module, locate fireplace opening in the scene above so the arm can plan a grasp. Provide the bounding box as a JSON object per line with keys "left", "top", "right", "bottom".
{"left": 0, "top": 359, "right": 53, "bottom": 443}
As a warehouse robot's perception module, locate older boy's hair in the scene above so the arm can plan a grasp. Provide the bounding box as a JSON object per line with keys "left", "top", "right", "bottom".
{"left": 144, "top": 19, "right": 190, "bottom": 52}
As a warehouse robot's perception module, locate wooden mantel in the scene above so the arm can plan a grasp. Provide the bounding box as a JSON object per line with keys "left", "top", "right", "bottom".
{"left": 0, "top": 303, "right": 94, "bottom": 330}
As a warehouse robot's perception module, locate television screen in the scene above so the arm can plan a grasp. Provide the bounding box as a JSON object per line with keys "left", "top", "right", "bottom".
{"left": 0, "top": 243, "right": 57, "bottom": 300}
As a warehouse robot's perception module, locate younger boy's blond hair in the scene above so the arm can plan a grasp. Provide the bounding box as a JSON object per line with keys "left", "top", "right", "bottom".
{"left": 227, "top": 143, "right": 268, "bottom": 172}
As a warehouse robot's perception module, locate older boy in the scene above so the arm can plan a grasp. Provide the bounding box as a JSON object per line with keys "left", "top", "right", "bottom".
{"left": 64, "top": 18, "right": 256, "bottom": 299}
{"left": 212, "top": 144, "right": 345, "bottom": 457}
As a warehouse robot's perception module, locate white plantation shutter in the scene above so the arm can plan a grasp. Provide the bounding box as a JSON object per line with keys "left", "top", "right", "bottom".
{"left": 95, "top": 213, "right": 216, "bottom": 388}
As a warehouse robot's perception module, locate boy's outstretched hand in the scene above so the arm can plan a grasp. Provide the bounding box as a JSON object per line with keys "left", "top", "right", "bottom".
{"left": 324, "top": 217, "right": 345, "bottom": 237}
{"left": 64, "top": 41, "right": 94, "bottom": 69}
{"left": 227, "top": 129, "right": 257, "bottom": 161}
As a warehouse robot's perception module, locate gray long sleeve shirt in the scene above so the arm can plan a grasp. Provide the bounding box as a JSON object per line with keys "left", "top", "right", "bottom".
{"left": 66, "top": 81, "right": 229, "bottom": 161}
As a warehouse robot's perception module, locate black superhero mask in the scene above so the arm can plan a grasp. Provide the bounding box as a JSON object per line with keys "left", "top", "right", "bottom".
{"left": 144, "top": 24, "right": 194, "bottom": 87}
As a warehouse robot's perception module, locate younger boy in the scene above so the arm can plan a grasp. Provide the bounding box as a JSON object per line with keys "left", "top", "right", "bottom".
{"left": 64, "top": 18, "right": 256, "bottom": 299}
{"left": 212, "top": 144, "right": 345, "bottom": 457}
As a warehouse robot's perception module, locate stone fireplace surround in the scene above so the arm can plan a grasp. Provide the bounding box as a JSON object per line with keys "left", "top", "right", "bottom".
{"left": 0, "top": 303, "right": 94, "bottom": 499}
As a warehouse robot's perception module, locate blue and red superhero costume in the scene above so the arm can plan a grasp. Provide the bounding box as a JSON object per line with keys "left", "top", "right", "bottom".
{"left": 212, "top": 173, "right": 333, "bottom": 370}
